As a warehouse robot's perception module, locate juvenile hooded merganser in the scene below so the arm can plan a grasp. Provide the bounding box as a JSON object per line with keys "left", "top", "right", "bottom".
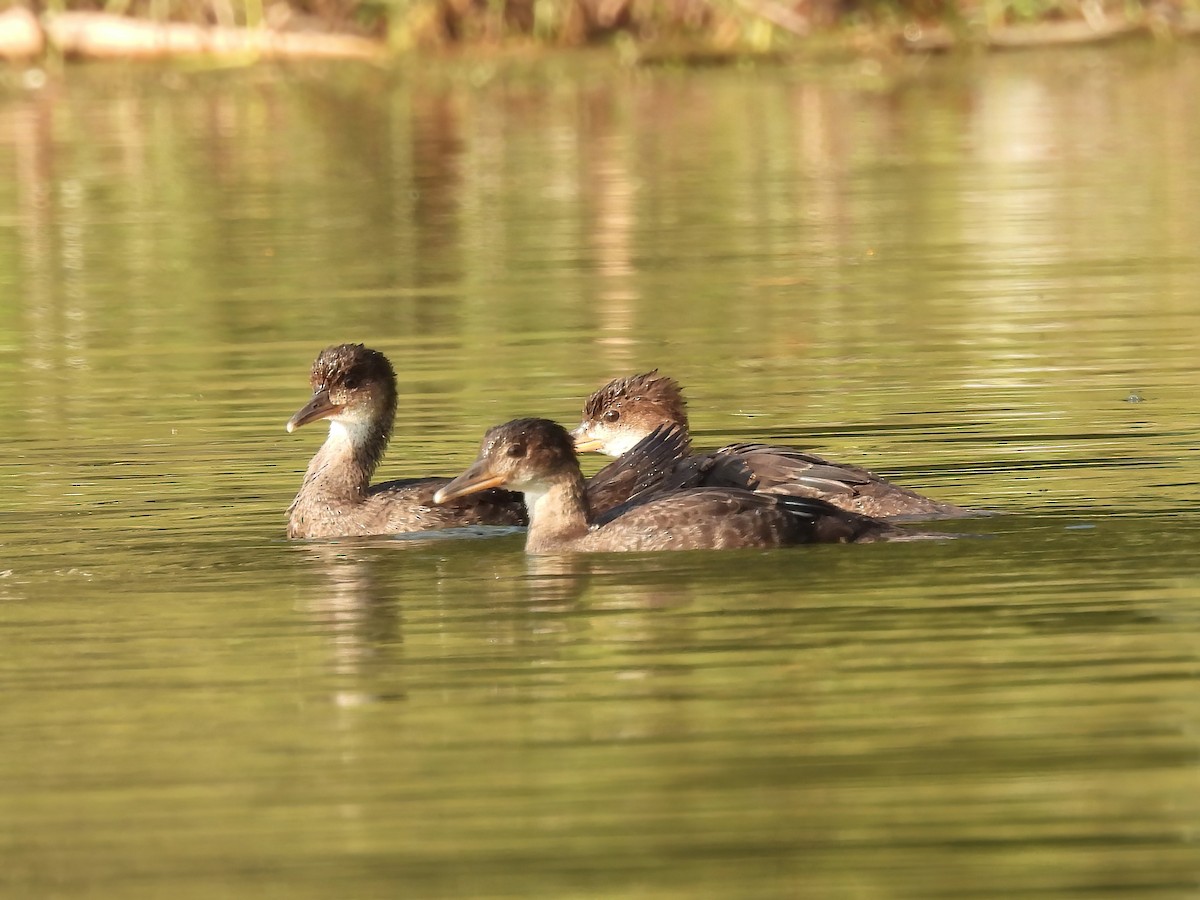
{"left": 285, "top": 344, "right": 528, "bottom": 539}
{"left": 285, "top": 346, "right": 691, "bottom": 539}
{"left": 571, "top": 371, "right": 969, "bottom": 521}
{"left": 433, "top": 418, "right": 901, "bottom": 553}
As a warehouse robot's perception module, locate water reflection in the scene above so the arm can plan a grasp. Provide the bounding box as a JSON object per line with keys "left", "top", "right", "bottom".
{"left": 7, "top": 60, "right": 1193, "bottom": 525}
{"left": 292, "top": 536, "right": 727, "bottom": 710}
{"left": 2, "top": 50, "right": 1200, "bottom": 899}
{"left": 524, "top": 552, "right": 696, "bottom": 610}
{"left": 294, "top": 543, "right": 402, "bottom": 698}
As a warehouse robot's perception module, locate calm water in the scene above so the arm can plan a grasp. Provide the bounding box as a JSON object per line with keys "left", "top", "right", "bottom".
{"left": 2, "top": 47, "right": 1199, "bottom": 898}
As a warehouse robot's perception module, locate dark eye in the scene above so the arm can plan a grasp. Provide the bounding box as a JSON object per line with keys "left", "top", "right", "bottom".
{"left": 343, "top": 376, "right": 360, "bottom": 391}
{"left": 506, "top": 443, "right": 526, "bottom": 458}
{"left": 602, "top": 409, "right": 620, "bottom": 423}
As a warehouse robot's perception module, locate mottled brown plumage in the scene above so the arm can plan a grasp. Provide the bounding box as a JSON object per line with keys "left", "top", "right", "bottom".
{"left": 433, "top": 418, "right": 901, "bottom": 553}
{"left": 572, "top": 371, "right": 969, "bottom": 521}
{"left": 584, "top": 423, "right": 693, "bottom": 521}
{"left": 285, "top": 344, "right": 527, "bottom": 539}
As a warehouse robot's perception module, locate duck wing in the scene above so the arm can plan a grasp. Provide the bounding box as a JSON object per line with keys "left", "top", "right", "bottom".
{"left": 587, "top": 423, "right": 692, "bottom": 521}
{"left": 582, "top": 488, "right": 900, "bottom": 551}
{"left": 702, "top": 443, "right": 970, "bottom": 520}
{"left": 706, "top": 443, "right": 873, "bottom": 495}
{"left": 367, "top": 477, "right": 528, "bottom": 530}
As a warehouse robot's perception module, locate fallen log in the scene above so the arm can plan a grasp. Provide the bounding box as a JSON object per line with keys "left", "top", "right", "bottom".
{"left": 41, "top": 11, "right": 384, "bottom": 61}
{"left": 902, "top": 16, "right": 1149, "bottom": 51}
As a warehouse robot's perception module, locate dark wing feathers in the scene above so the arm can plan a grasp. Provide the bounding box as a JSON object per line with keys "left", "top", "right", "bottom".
{"left": 368, "top": 477, "right": 527, "bottom": 529}
{"left": 587, "top": 435, "right": 884, "bottom": 520}
{"left": 710, "top": 443, "right": 874, "bottom": 495}
{"left": 587, "top": 423, "right": 692, "bottom": 524}
{"left": 700, "top": 443, "right": 968, "bottom": 519}
{"left": 772, "top": 494, "right": 899, "bottom": 543}
{"left": 583, "top": 488, "right": 900, "bottom": 550}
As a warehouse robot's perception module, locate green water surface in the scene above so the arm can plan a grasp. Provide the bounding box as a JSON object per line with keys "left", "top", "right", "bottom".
{"left": 1, "top": 48, "right": 1199, "bottom": 898}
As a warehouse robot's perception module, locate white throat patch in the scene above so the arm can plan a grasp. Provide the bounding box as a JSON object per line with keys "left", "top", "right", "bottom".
{"left": 604, "top": 431, "right": 648, "bottom": 458}
{"left": 520, "top": 482, "right": 551, "bottom": 522}
{"left": 327, "top": 417, "right": 372, "bottom": 449}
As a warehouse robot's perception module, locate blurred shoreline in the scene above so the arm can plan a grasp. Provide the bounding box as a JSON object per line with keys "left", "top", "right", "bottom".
{"left": 2, "top": 2, "right": 1198, "bottom": 65}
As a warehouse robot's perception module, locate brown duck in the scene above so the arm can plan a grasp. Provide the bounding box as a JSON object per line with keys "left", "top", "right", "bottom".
{"left": 571, "top": 371, "right": 969, "bottom": 521}
{"left": 284, "top": 344, "right": 528, "bottom": 538}
{"left": 285, "top": 346, "right": 690, "bottom": 539}
{"left": 433, "top": 418, "right": 903, "bottom": 553}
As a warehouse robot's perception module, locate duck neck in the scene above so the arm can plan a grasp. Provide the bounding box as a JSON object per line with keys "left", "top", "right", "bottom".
{"left": 523, "top": 470, "right": 593, "bottom": 553}
{"left": 293, "top": 418, "right": 389, "bottom": 508}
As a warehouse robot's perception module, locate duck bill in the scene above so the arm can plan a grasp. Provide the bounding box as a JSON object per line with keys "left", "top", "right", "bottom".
{"left": 433, "top": 460, "right": 510, "bottom": 504}
{"left": 286, "top": 389, "right": 343, "bottom": 433}
{"left": 570, "top": 425, "right": 605, "bottom": 454}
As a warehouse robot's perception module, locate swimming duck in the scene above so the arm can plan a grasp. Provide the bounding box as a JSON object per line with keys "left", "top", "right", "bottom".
{"left": 285, "top": 344, "right": 528, "bottom": 538}
{"left": 571, "top": 371, "right": 968, "bottom": 521}
{"left": 433, "top": 418, "right": 899, "bottom": 553}
{"left": 285, "top": 346, "right": 693, "bottom": 539}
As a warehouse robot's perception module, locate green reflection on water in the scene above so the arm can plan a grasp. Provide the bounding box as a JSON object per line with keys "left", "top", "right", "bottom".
{"left": 1, "top": 49, "right": 1199, "bottom": 898}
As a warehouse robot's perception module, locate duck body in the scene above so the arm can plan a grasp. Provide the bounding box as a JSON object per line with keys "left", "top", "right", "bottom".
{"left": 654, "top": 439, "right": 964, "bottom": 521}
{"left": 285, "top": 344, "right": 526, "bottom": 539}
{"left": 572, "top": 371, "right": 969, "bottom": 521}
{"left": 288, "top": 479, "right": 522, "bottom": 540}
{"left": 287, "top": 453, "right": 526, "bottom": 539}
{"left": 433, "top": 418, "right": 901, "bottom": 554}
{"left": 532, "top": 487, "right": 892, "bottom": 553}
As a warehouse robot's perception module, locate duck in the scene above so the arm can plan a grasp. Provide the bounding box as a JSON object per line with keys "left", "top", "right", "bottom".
{"left": 432, "top": 418, "right": 902, "bottom": 553}
{"left": 284, "top": 346, "right": 694, "bottom": 539}
{"left": 570, "top": 371, "right": 969, "bottom": 521}
{"left": 284, "top": 344, "right": 528, "bottom": 538}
